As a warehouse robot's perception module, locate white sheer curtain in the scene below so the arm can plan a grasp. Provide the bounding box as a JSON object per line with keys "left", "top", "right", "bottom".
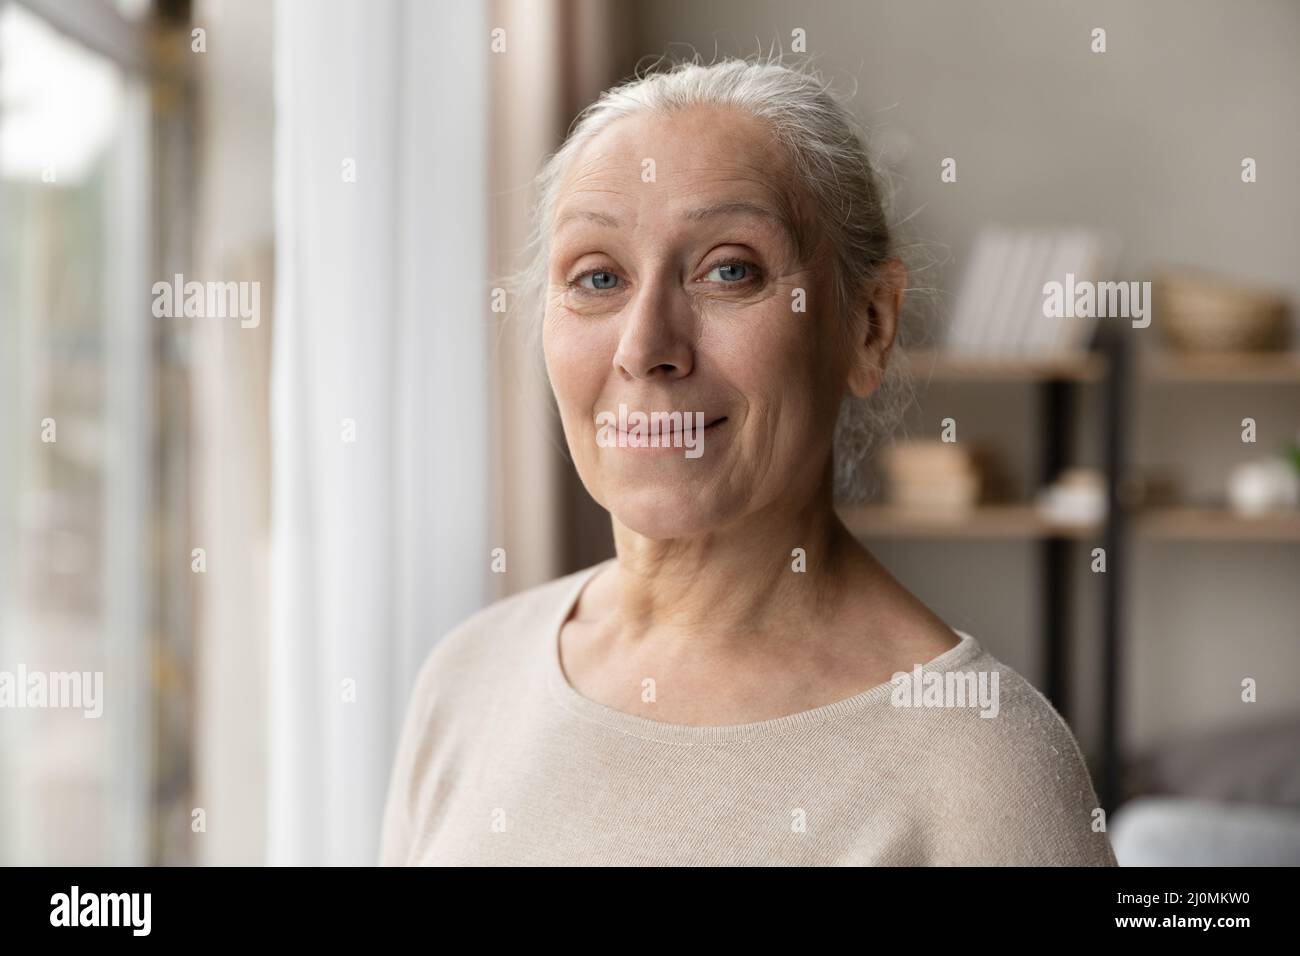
{"left": 270, "top": 0, "right": 490, "bottom": 865}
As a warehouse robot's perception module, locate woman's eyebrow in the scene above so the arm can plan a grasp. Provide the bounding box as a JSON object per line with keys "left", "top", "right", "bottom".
{"left": 555, "top": 208, "right": 621, "bottom": 229}
{"left": 683, "top": 198, "right": 788, "bottom": 229}
{"left": 687, "top": 199, "right": 805, "bottom": 258}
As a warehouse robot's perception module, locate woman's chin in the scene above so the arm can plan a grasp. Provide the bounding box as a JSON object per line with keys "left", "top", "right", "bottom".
{"left": 607, "top": 492, "right": 733, "bottom": 540}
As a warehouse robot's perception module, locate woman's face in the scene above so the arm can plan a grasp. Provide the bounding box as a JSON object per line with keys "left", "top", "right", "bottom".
{"left": 543, "top": 105, "right": 852, "bottom": 540}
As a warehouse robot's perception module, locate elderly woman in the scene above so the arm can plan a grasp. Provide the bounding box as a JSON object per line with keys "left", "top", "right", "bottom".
{"left": 380, "top": 56, "right": 1116, "bottom": 867}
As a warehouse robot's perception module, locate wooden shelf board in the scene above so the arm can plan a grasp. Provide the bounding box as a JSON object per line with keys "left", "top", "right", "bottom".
{"left": 902, "top": 349, "right": 1105, "bottom": 383}
{"left": 842, "top": 504, "right": 1300, "bottom": 542}
{"left": 1141, "top": 351, "right": 1300, "bottom": 384}
{"left": 839, "top": 503, "right": 1100, "bottom": 540}
{"left": 901, "top": 349, "right": 1300, "bottom": 383}
{"left": 1135, "top": 506, "right": 1300, "bottom": 541}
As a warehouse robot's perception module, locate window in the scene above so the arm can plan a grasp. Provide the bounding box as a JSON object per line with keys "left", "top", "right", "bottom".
{"left": 0, "top": 0, "right": 155, "bottom": 865}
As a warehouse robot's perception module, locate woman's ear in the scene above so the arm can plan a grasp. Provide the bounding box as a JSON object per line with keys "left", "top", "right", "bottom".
{"left": 846, "top": 258, "right": 907, "bottom": 398}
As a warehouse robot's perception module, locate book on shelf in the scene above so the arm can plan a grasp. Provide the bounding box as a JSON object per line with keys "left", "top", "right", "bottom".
{"left": 944, "top": 225, "right": 1116, "bottom": 359}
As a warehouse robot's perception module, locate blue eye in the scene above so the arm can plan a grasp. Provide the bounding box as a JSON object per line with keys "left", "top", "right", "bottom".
{"left": 580, "top": 270, "right": 619, "bottom": 291}
{"left": 706, "top": 261, "right": 754, "bottom": 283}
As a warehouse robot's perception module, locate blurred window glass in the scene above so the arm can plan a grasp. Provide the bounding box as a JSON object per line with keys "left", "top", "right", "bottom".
{"left": 0, "top": 0, "right": 151, "bottom": 865}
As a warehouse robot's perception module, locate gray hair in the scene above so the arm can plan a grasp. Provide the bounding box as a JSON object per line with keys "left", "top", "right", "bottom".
{"left": 507, "top": 51, "right": 915, "bottom": 503}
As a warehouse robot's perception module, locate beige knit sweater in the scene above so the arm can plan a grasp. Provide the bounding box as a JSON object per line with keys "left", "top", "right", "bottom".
{"left": 379, "top": 560, "right": 1118, "bottom": 866}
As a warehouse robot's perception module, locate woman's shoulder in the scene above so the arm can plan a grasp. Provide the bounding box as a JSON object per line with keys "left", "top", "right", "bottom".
{"left": 891, "top": 636, "right": 1117, "bottom": 865}
{"left": 947, "top": 644, "right": 1094, "bottom": 783}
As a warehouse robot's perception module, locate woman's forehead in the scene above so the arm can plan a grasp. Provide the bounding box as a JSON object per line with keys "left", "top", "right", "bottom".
{"left": 554, "top": 107, "right": 813, "bottom": 251}
{"left": 565, "top": 106, "right": 790, "bottom": 187}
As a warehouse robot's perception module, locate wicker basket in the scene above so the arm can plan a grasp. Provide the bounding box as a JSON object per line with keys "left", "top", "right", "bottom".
{"left": 1156, "top": 271, "right": 1289, "bottom": 352}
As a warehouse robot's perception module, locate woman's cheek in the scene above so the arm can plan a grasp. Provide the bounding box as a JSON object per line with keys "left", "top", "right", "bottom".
{"left": 709, "top": 300, "right": 808, "bottom": 377}
{"left": 546, "top": 335, "right": 604, "bottom": 438}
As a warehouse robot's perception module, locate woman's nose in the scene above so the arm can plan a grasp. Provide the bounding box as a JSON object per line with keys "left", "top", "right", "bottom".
{"left": 611, "top": 276, "right": 695, "bottom": 380}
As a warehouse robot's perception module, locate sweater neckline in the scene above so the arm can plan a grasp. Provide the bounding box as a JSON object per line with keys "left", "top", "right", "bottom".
{"left": 543, "top": 558, "right": 984, "bottom": 744}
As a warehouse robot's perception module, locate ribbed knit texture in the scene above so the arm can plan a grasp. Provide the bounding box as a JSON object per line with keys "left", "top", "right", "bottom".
{"left": 379, "top": 560, "right": 1118, "bottom": 866}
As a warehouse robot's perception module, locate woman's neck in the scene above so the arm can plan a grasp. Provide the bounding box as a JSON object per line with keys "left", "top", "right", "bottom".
{"left": 604, "top": 493, "right": 875, "bottom": 647}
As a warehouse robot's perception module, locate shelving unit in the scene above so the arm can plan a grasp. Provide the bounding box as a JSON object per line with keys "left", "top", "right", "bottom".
{"left": 841, "top": 333, "right": 1300, "bottom": 812}
{"left": 903, "top": 348, "right": 1106, "bottom": 384}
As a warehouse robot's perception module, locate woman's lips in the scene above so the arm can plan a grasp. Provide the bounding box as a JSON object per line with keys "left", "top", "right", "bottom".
{"left": 613, "top": 416, "right": 727, "bottom": 450}
{"left": 616, "top": 416, "right": 725, "bottom": 439}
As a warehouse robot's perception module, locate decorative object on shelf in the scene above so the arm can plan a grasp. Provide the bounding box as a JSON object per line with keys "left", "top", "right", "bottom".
{"left": 1154, "top": 269, "right": 1289, "bottom": 353}
{"left": 1226, "top": 456, "right": 1300, "bottom": 515}
{"left": 1036, "top": 467, "right": 1108, "bottom": 524}
{"left": 879, "top": 440, "right": 980, "bottom": 514}
{"left": 945, "top": 225, "right": 1114, "bottom": 358}
{"left": 1118, "top": 470, "right": 1179, "bottom": 509}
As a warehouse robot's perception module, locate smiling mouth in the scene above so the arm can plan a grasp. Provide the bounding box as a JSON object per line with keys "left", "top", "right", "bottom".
{"left": 615, "top": 416, "right": 726, "bottom": 442}
{"left": 603, "top": 416, "right": 728, "bottom": 452}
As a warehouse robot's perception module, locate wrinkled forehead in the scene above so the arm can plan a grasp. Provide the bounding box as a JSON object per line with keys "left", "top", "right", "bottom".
{"left": 553, "top": 106, "right": 818, "bottom": 260}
